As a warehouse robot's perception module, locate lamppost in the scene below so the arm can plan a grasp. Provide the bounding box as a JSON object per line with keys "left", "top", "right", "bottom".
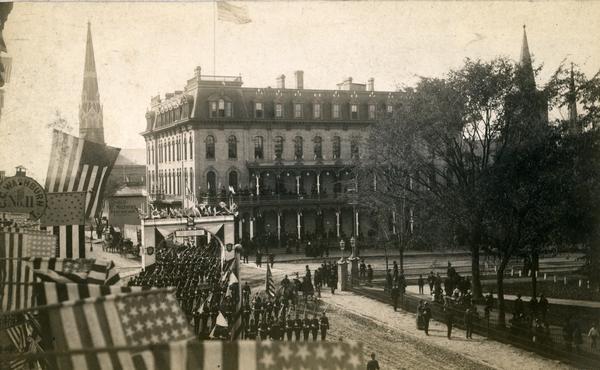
{"left": 350, "top": 236, "right": 356, "bottom": 259}
{"left": 338, "top": 238, "right": 348, "bottom": 291}
{"left": 339, "top": 239, "right": 346, "bottom": 262}
{"left": 265, "top": 223, "right": 270, "bottom": 254}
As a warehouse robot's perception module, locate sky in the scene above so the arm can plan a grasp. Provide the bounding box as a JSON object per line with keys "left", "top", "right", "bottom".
{"left": 1, "top": 1, "right": 600, "bottom": 183}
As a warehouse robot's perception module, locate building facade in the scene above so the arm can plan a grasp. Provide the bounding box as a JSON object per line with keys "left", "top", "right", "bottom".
{"left": 141, "top": 68, "right": 398, "bottom": 244}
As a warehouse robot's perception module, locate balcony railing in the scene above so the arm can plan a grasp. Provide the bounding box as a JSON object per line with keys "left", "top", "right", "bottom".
{"left": 199, "top": 192, "right": 350, "bottom": 207}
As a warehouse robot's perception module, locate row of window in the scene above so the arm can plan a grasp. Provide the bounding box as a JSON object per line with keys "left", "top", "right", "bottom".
{"left": 204, "top": 135, "right": 360, "bottom": 161}
{"left": 149, "top": 167, "right": 194, "bottom": 196}
{"left": 147, "top": 135, "right": 194, "bottom": 165}
{"left": 208, "top": 98, "right": 393, "bottom": 120}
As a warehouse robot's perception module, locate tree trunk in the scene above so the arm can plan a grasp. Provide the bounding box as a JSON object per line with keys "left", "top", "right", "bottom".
{"left": 470, "top": 243, "right": 482, "bottom": 298}
{"left": 497, "top": 256, "right": 510, "bottom": 328}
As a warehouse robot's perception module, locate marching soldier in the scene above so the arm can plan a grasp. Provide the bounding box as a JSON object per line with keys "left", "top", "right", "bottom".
{"left": 310, "top": 314, "right": 320, "bottom": 341}
{"left": 302, "top": 314, "right": 311, "bottom": 341}
{"left": 270, "top": 318, "right": 282, "bottom": 340}
{"left": 285, "top": 315, "right": 294, "bottom": 341}
{"left": 294, "top": 314, "right": 303, "bottom": 341}
{"left": 320, "top": 312, "right": 329, "bottom": 341}
{"left": 247, "top": 318, "right": 257, "bottom": 340}
{"left": 258, "top": 318, "right": 269, "bottom": 340}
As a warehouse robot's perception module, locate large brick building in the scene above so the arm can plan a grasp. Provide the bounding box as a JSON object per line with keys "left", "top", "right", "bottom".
{"left": 141, "top": 68, "right": 398, "bottom": 246}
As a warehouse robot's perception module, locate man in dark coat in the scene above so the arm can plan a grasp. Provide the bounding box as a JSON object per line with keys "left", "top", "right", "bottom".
{"left": 514, "top": 293, "right": 525, "bottom": 318}
{"left": 538, "top": 293, "right": 549, "bottom": 324}
{"left": 302, "top": 315, "right": 311, "bottom": 341}
{"left": 328, "top": 270, "right": 337, "bottom": 295}
{"left": 320, "top": 312, "right": 329, "bottom": 341}
{"left": 423, "top": 302, "right": 432, "bottom": 335}
{"left": 310, "top": 314, "right": 319, "bottom": 341}
{"left": 417, "top": 274, "right": 425, "bottom": 294}
{"left": 391, "top": 284, "right": 400, "bottom": 311}
{"left": 444, "top": 301, "right": 454, "bottom": 339}
{"left": 285, "top": 315, "right": 294, "bottom": 341}
{"left": 367, "top": 265, "right": 373, "bottom": 286}
{"left": 464, "top": 306, "right": 477, "bottom": 339}
{"left": 294, "top": 315, "right": 303, "bottom": 341}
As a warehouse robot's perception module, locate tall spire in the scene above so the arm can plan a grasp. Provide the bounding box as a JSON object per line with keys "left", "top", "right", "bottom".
{"left": 518, "top": 25, "right": 536, "bottom": 91}
{"left": 79, "top": 21, "right": 104, "bottom": 144}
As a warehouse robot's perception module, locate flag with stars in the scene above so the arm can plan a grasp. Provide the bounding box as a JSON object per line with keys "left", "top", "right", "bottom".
{"left": 42, "top": 288, "right": 194, "bottom": 370}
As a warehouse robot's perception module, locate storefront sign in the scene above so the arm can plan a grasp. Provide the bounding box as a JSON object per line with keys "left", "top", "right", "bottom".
{"left": 0, "top": 173, "right": 47, "bottom": 221}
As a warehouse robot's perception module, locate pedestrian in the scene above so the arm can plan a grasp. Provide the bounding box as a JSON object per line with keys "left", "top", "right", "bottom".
{"left": 427, "top": 271, "right": 435, "bottom": 294}
{"left": 366, "top": 353, "right": 380, "bottom": 370}
{"left": 423, "top": 302, "right": 432, "bottom": 335}
{"left": 417, "top": 274, "right": 424, "bottom": 294}
{"left": 588, "top": 322, "right": 598, "bottom": 349}
{"left": 416, "top": 300, "right": 425, "bottom": 330}
{"left": 538, "top": 293, "right": 549, "bottom": 324}
{"left": 444, "top": 301, "right": 454, "bottom": 339}
{"left": 367, "top": 264, "right": 373, "bottom": 286}
{"left": 385, "top": 269, "right": 393, "bottom": 293}
{"left": 464, "top": 305, "right": 476, "bottom": 339}
{"left": 256, "top": 249, "right": 262, "bottom": 268}
{"left": 529, "top": 294, "right": 538, "bottom": 319}
{"left": 513, "top": 293, "right": 524, "bottom": 318}
{"left": 302, "top": 314, "right": 311, "bottom": 341}
{"left": 392, "top": 261, "right": 399, "bottom": 282}
{"left": 320, "top": 312, "right": 329, "bottom": 341}
{"left": 269, "top": 253, "right": 275, "bottom": 268}
{"left": 391, "top": 284, "right": 399, "bottom": 311}
{"left": 359, "top": 259, "right": 366, "bottom": 280}
{"left": 329, "top": 269, "right": 337, "bottom": 295}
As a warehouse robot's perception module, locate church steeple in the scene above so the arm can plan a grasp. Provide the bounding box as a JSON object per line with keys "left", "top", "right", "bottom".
{"left": 518, "top": 25, "right": 536, "bottom": 91}
{"left": 79, "top": 21, "right": 104, "bottom": 144}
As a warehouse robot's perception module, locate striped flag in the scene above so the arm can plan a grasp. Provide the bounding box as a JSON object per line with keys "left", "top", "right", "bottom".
{"left": 31, "top": 258, "right": 121, "bottom": 286}
{"left": 2, "top": 320, "right": 31, "bottom": 370}
{"left": 217, "top": 1, "right": 251, "bottom": 24}
{"left": 266, "top": 263, "right": 275, "bottom": 298}
{"left": 35, "top": 282, "right": 148, "bottom": 305}
{"left": 0, "top": 232, "right": 35, "bottom": 312}
{"left": 43, "top": 224, "right": 86, "bottom": 258}
{"left": 230, "top": 249, "right": 243, "bottom": 340}
{"left": 42, "top": 289, "right": 193, "bottom": 370}
{"left": 45, "top": 130, "right": 120, "bottom": 218}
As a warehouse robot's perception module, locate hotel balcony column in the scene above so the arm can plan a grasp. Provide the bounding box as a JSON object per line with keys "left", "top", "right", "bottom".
{"left": 277, "top": 211, "right": 282, "bottom": 242}
{"left": 238, "top": 218, "right": 243, "bottom": 243}
{"left": 355, "top": 209, "right": 360, "bottom": 237}
{"left": 250, "top": 217, "right": 255, "bottom": 240}
{"left": 336, "top": 210, "right": 340, "bottom": 238}
{"left": 316, "top": 173, "right": 320, "bottom": 195}
{"left": 296, "top": 175, "right": 300, "bottom": 195}
{"left": 297, "top": 211, "right": 302, "bottom": 240}
{"left": 255, "top": 173, "right": 260, "bottom": 196}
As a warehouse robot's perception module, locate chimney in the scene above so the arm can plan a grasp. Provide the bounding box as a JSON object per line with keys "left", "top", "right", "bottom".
{"left": 276, "top": 74, "right": 286, "bottom": 89}
{"left": 194, "top": 66, "right": 202, "bottom": 79}
{"left": 367, "top": 78, "right": 374, "bottom": 91}
{"left": 165, "top": 93, "right": 174, "bottom": 99}
{"left": 294, "top": 70, "right": 304, "bottom": 89}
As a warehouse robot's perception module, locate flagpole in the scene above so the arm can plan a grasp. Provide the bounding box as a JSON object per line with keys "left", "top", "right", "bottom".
{"left": 213, "top": 0, "right": 217, "bottom": 75}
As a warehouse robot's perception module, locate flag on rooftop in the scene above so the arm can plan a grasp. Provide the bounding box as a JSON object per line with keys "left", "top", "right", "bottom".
{"left": 217, "top": 1, "right": 251, "bottom": 24}
{"left": 42, "top": 289, "right": 193, "bottom": 370}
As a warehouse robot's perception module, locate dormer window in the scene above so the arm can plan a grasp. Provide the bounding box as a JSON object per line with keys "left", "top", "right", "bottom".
{"left": 218, "top": 99, "right": 226, "bottom": 117}
{"left": 332, "top": 104, "right": 340, "bottom": 119}
{"left": 275, "top": 103, "right": 283, "bottom": 118}
{"left": 313, "top": 103, "right": 321, "bottom": 119}
{"left": 387, "top": 104, "right": 393, "bottom": 114}
{"left": 368, "top": 104, "right": 376, "bottom": 120}
{"left": 210, "top": 101, "right": 218, "bottom": 118}
{"left": 255, "top": 102, "right": 263, "bottom": 118}
{"left": 351, "top": 104, "right": 359, "bottom": 119}
{"left": 294, "top": 103, "right": 303, "bottom": 118}
{"left": 209, "top": 98, "right": 232, "bottom": 118}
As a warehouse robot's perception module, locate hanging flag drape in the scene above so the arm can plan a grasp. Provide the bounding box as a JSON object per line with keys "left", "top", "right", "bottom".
{"left": 266, "top": 263, "right": 275, "bottom": 297}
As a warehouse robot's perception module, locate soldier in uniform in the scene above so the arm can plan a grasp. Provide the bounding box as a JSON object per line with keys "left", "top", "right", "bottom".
{"left": 302, "top": 314, "right": 311, "bottom": 341}
{"left": 247, "top": 318, "right": 257, "bottom": 340}
{"left": 391, "top": 284, "right": 400, "bottom": 311}
{"left": 294, "top": 314, "right": 303, "bottom": 341}
{"left": 320, "top": 312, "right": 329, "bottom": 341}
{"left": 310, "top": 314, "right": 320, "bottom": 341}
{"left": 285, "top": 315, "right": 294, "bottom": 341}
{"left": 258, "top": 318, "right": 269, "bottom": 340}
{"left": 270, "top": 318, "right": 281, "bottom": 340}
{"left": 253, "top": 295, "right": 263, "bottom": 323}
{"left": 242, "top": 282, "right": 251, "bottom": 305}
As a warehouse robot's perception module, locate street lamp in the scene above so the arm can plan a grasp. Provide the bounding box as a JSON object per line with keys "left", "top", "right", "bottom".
{"left": 350, "top": 236, "right": 356, "bottom": 259}
{"left": 339, "top": 239, "right": 346, "bottom": 262}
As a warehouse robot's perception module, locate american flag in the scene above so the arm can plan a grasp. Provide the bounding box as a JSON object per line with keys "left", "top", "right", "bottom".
{"left": 31, "top": 258, "right": 121, "bottom": 286}
{"left": 45, "top": 130, "right": 120, "bottom": 218}
{"left": 35, "top": 282, "right": 148, "bottom": 305}
{"left": 44, "top": 130, "right": 120, "bottom": 258}
{"left": 43, "top": 289, "right": 193, "bottom": 370}
{"left": 2, "top": 320, "right": 31, "bottom": 370}
{"left": 217, "top": 1, "right": 252, "bottom": 24}
{"left": 0, "top": 232, "right": 35, "bottom": 312}
{"left": 266, "top": 263, "right": 275, "bottom": 298}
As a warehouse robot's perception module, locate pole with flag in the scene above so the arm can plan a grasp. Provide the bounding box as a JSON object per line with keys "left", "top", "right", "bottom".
{"left": 266, "top": 262, "right": 275, "bottom": 298}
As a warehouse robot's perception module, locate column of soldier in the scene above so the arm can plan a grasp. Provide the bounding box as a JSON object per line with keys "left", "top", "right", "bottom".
{"left": 239, "top": 265, "right": 332, "bottom": 341}
{"left": 127, "top": 239, "right": 230, "bottom": 336}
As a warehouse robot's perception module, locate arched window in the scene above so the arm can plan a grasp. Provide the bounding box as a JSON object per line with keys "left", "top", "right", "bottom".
{"left": 313, "top": 136, "right": 322, "bottom": 160}
{"left": 294, "top": 136, "right": 303, "bottom": 160}
{"left": 274, "top": 136, "right": 284, "bottom": 160}
{"left": 206, "top": 135, "right": 215, "bottom": 159}
{"left": 229, "top": 171, "right": 238, "bottom": 191}
{"left": 332, "top": 136, "right": 341, "bottom": 159}
{"left": 218, "top": 99, "right": 226, "bottom": 117}
{"left": 176, "top": 139, "right": 180, "bottom": 161}
{"left": 167, "top": 140, "right": 171, "bottom": 162}
{"left": 183, "top": 137, "right": 187, "bottom": 160}
{"left": 254, "top": 136, "right": 264, "bottom": 160}
{"left": 172, "top": 138, "right": 176, "bottom": 161}
{"left": 228, "top": 135, "right": 237, "bottom": 159}
{"left": 207, "top": 171, "right": 217, "bottom": 193}
{"left": 189, "top": 136, "right": 193, "bottom": 159}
